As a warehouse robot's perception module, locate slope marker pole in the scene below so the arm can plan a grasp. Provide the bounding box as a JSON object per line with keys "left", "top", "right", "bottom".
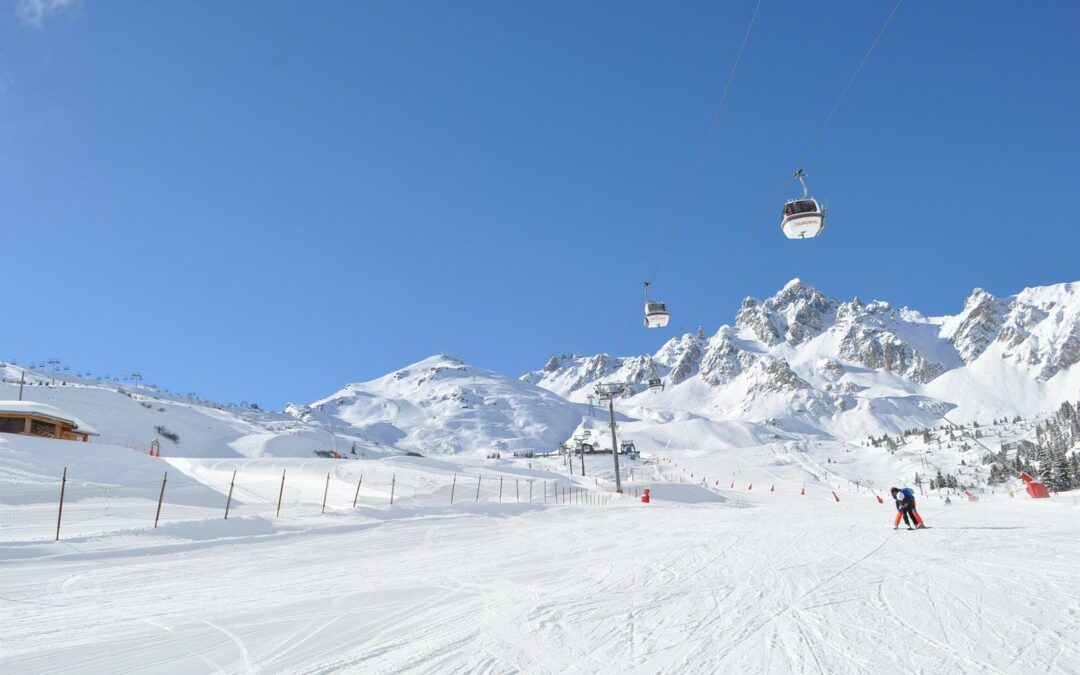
{"left": 224, "top": 470, "right": 237, "bottom": 519}
{"left": 277, "top": 470, "right": 286, "bottom": 517}
{"left": 55, "top": 467, "right": 68, "bottom": 541}
{"left": 352, "top": 474, "right": 363, "bottom": 508}
{"left": 155, "top": 471, "right": 168, "bottom": 527}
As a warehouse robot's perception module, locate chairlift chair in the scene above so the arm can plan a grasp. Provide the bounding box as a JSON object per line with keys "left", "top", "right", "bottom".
{"left": 781, "top": 169, "right": 826, "bottom": 239}
{"left": 643, "top": 282, "right": 670, "bottom": 328}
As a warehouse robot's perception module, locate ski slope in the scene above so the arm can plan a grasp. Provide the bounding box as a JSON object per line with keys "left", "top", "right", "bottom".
{"left": 2, "top": 481, "right": 1077, "bottom": 673}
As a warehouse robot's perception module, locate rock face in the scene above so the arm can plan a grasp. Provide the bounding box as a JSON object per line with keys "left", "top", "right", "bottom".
{"left": 942, "top": 289, "right": 1009, "bottom": 363}
{"left": 656, "top": 334, "right": 704, "bottom": 385}
{"left": 837, "top": 324, "right": 945, "bottom": 383}
{"left": 735, "top": 278, "right": 838, "bottom": 346}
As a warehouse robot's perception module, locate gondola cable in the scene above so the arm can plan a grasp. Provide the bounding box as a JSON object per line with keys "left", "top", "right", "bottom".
{"left": 678, "top": 0, "right": 904, "bottom": 334}
{"left": 615, "top": 0, "right": 767, "bottom": 352}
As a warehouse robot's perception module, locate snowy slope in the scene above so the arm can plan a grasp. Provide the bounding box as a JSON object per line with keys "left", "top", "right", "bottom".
{"left": 2, "top": 478, "right": 1077, "bottom": 674}
{"left": 286, "top": 354, "right": 583, "bottom": 456}
{"left": 0, "top": 366, "right": 382, "bottom": 460}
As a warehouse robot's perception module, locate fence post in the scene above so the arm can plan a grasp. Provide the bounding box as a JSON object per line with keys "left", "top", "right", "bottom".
{"left": 516, "top": 479, "right": 520, "bottom": 502}
{"left": 55, "top": 467, "right": 68, "bottom": 541}
{"left": 352, "top": 474, "right": 363, "bottom": 508}
{"left": 475, "top": 475, "right": 481, "bottom": 503}
{"left": 154, "top": 471, "right": 168, "bottom": 528}
{"left": 499, "top": 476, "right": 503, "bottom": 502}
{"left": 224, "top": 470, "right": 237, "bottom": 519}
{"left": 322, "top": 472, "right": 330, "bottom": 513}
{"left": 277, "top": 469, "right": 286, "bottom": 517}
{"left": 390, "top": 475, "right": 396, "bottom": 504}
{"left": 529, "top": 480, "right": 533, "bottom": 503}
{"left": 450, "top": 474, "right": 457, "bottom": 504}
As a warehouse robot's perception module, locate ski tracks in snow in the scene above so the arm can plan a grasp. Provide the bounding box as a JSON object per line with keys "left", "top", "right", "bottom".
{"left": 1, "top": 495, "right": 1078, "bottom": 673}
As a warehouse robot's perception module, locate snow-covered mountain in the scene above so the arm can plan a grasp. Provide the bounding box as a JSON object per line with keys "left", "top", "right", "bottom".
{"left": 6, "top": 279, "right": 1077, "bottom": 462}
{"left": 525, "top": 279, "right": 1080, "bottom": 434}
{"left": 286, "top": 354, "right": 582, "bottom": 456}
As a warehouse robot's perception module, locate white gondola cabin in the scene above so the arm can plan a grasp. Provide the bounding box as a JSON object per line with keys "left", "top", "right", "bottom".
{"left": 648, "top": 378, "right": 664, "bottom": 393}
{"left": 781, "top": 169, "right": 826, "bottom": 239}
{"left": 643, "top": 282, "right": 670, "bottom": 328}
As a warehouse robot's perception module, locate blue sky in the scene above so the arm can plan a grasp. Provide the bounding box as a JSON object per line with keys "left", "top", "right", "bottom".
{"left": 2, "top": 0, "right": 1077, "bottom": 408}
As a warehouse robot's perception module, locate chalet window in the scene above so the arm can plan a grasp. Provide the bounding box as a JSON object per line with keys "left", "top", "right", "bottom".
{"left": 0, "top": 417, "right": 24, "bottom": 434}
{"left": 30, "top": 419, "right": 57, "bottom": 437}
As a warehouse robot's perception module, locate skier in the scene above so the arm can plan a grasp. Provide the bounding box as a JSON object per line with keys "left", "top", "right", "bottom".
{"left": 890, "top": 486, "right": 926, "bottom": 529}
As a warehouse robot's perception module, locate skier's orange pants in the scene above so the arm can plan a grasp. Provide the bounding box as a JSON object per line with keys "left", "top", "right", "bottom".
{"left": 894, "top": 509, "right": 924, "bottom": 527}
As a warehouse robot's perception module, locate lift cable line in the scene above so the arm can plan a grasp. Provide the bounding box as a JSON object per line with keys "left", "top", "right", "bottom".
{"left": 647, "top": 0, "right": 766, "bottom": 286}
{"left": 614, "top": 0, "right": 766, "bottom": 354}
{"left": 677, "top": 0, "right": 904, "bottom": 335}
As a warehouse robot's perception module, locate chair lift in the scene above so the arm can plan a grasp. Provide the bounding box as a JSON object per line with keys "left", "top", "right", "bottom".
{"left": 643, "top": 282, "right": 670, "bottom": 328}
{"left": 648, "top": 377, "right": 664, "bottom": 393}
{"left": 781, "top": 169, "right": 826, "bottom": 239}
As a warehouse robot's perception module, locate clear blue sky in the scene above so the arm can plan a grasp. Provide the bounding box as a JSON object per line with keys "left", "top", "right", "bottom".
{"left": 2, "top": 0, "right": 1077, "bottom": 409}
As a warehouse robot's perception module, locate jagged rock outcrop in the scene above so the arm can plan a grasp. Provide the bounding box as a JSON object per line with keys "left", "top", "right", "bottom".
{"left": 837, "top": 324, "right": 945, "bottom": 383}
{"left": 736, "top": 279, "right": 839, "bottom": 346}
{"left": 942, "top": 289, "right": 1009, "bottom": 363}
{"left": 657, "top": 334, "right": 704, "bottom": 385}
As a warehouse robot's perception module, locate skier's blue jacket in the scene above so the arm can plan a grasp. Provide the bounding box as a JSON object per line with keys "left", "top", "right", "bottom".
{"left": 896, "top": 487, "right": 917, "bottom": 508}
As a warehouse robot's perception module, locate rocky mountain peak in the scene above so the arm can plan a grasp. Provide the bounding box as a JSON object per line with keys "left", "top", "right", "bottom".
{"left": 942, "top": 288, "right": 1008, "bottom": 363}
{"left": 736, "top": 279, "right": 839, "bottom": 346}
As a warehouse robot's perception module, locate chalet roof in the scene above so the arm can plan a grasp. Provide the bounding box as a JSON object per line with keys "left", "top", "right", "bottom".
{"left": 0, "top": 401, "right": 100, "bottom": 435}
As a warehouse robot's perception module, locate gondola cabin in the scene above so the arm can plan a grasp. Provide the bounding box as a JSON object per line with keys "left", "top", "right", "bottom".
{"left": 781, "top": 199, "right": 825, "bottom": 239}
{"left": 644, "top": 302, "right": 670, "bottom": 328}
{"left": 648, "top": 378, "right": 664, "bottom": 393}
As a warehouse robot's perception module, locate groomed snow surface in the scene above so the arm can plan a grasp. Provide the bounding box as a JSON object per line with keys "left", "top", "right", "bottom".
{"left": 2, "top": 442, "right": 1078, "bottom": 673}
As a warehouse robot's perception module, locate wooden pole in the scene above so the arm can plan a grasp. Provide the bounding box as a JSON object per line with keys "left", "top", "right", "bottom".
{"left": 276, "top": 470, "right": 286, "bottom": 517}
{"left": 516, "top": 479, "right": 519, "bottom": 502}
{"left": 390, "top": 475, "right": 396, "bottom": 505}
{"left": 352, "top": 474, "right": 363, "bottom": 508}
{"left": 224, "top": 470, "right": 236, "bottom": 519}
{"left": 321, "top": 472, "right": 330, "bottom": 513}
{"left": 499, "top": 476, "right": 503, "bottom": 502}
{"left": 529, "top": 480, "right": 533, "bottom": 503}
{"left": 154, "top": 471, "right": 168, "bottom": 528}
{"left": 450, "top": 474, "right": 457, "bottom": 504}
{"left": 55, "top": 467, "right": 67, "bottom": 541}
{"left": 475, "top": 475, "right": 481, "bottom": 502}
